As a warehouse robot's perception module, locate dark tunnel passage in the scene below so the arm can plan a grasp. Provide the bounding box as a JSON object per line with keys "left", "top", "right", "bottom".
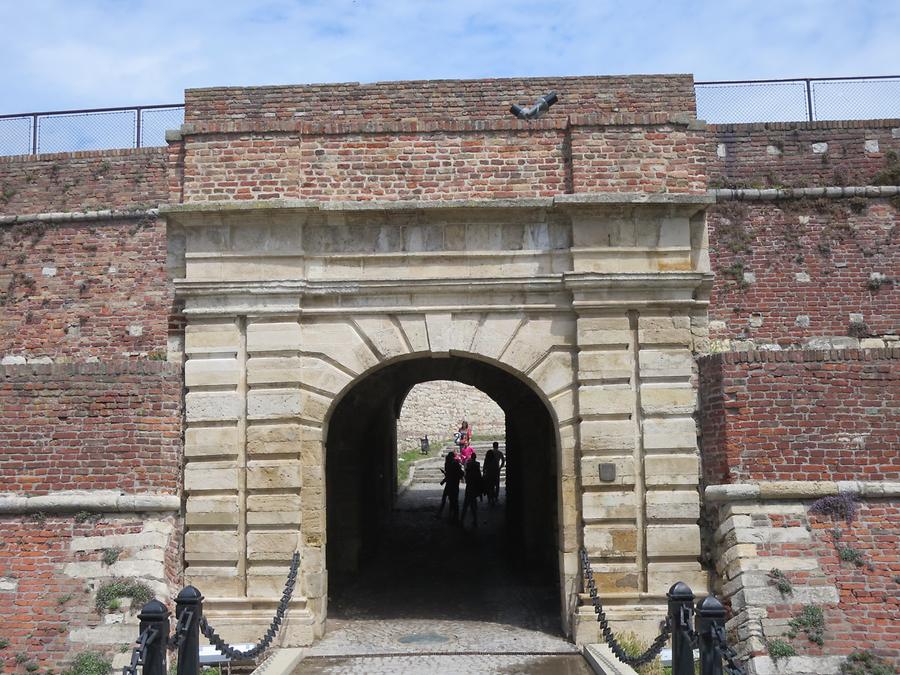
{"left": 324, "top": 354, "right": 563, "bottom": 630}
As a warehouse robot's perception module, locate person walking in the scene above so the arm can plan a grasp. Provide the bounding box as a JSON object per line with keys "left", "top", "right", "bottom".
{"left": 483, "top": 443, "right": 500, "bottom": 506}
{"left": 436, "top": 450, "right": 463, "bottom": 522}
{"left": 489, "top": 441, "right": 505, "bottom": 504}
{"left": 460, "top": 452, "right": 483, "bottom": 528}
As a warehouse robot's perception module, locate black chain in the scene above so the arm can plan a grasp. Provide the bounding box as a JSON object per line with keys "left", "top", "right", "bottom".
{"left": 679, "top": 604, "right": 700, "bottom": 647}
{"left": 122, "top": 625, "right": 158, "bottom": 675}
{"left": 168, "top": 607, "right": 195, "bottom": 650}
{"left": 713, "top": 625, "right": 747, "bottom": 675}
{"left": 200, "top": 552, "right": 300, "bottom": 660}
{"left": 580, "top": 549, "right": 670, "bottom": 667}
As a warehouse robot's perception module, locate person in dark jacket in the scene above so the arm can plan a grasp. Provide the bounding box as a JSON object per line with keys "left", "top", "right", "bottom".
{"left": 461, "top": 452, "right": 483, "bottom": 527}
{"left": 436, "top": 450, "right": 463, "bottom": 522}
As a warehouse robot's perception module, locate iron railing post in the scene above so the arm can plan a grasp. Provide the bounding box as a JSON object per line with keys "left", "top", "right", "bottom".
{"left": 136, "top": 107, "right": 142, "bottom": 148}
{"left": 668, "top": 582, "right": 695, "bottom": 675}
{"left": 696, "top": 595, "right": 726, "bottom": 675}
{"left": 137, "top": 599, "right": 169, "bottom": 675}
{"left": 805, "top": 79, "right": 814, "bottom": 121}
{"left": 176, "top": 586, "right": 203, "bottom": 675}
{"left": 31, "top": 114, "right": 38, "bottom": 155}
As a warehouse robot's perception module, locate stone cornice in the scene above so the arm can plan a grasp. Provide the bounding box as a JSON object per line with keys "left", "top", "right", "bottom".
{"left": 0, "top": 491, "right": 181, "bottom": 514}
{"left": 161, "top": 192, "right": 713, "bottom": 223}
{"left": 705, "top": 481, "right": 900, "bottom": 502}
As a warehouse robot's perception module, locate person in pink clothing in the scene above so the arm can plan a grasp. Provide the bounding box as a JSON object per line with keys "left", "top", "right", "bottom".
{"left": 459, "top": 443, "right": 474, "bottom": 466}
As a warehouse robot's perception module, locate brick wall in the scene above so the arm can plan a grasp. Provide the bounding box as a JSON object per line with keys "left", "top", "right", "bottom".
{"left": 0, "top": 362, "right": 182, "bottom": 495}
{"left": 714, "top": 496, "right": 899, "bottom": 670}
{"left": 0, "top": 148, "right": 168, "bottom": 216}
{"left": 0, "top": 514, "right": 181, "bottom": 672}
{"left": 707, "top": 198, "right": 899, "bottom": 347}
{"left": 710, "top": 120, "right": 900, "bottom": 188}
{"left": 699, "top": 349, "right": 899, "bottom": 485}
{"left": 0, "top": 216, "right": 171, "bottom": 361}
{"left": 184, "top": 75, "right": 697, "bottom": 127}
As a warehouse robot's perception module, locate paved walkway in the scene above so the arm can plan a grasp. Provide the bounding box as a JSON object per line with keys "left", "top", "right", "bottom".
{"left": 296, "top": 447, "right": 591, "bottom": 674}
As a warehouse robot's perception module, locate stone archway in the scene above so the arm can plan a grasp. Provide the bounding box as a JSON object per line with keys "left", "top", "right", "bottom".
{"left": 168, "top": 196, "right": 711, "bottom": 647}
{"left": 323, "top": 354, "right": 564, "bottom": 627}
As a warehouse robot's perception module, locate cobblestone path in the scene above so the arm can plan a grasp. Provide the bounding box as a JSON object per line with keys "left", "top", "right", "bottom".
{"left": 297, "top": 445, "right": 591, "bottom": 674}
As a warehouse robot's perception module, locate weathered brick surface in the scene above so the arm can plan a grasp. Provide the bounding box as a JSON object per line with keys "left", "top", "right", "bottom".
{"left": 184, "top": 75, "right": 697, "bottom": 127}
{"left": 0, "top": 515, "right": 181, "bottom": 672}
{"left": 0, "top": 216, "right": 171, "bottom": 360}
{"left": 710, "top": 120, "right": 900, "bottom": 188}
{"left": 708, "top": 199, "right": 899, "bottom": 346}
{"left": 0, "top": 148, "right": 168, "bottom": 216}
{"left": 0, "top": 362, "right": 182, "bottom": 495}
{"left": 756, "top": 503, "right": 899, "bottom": 665}
{"left": 699, "top": 349, "right": 900, "bottom": 485}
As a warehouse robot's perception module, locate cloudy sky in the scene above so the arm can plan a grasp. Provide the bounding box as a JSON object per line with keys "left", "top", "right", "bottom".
{"left": 1, "top": 0, "right": 898, "bottom": 113}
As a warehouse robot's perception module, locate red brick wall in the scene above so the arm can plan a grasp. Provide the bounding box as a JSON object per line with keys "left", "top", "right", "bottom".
{"left": 571, "top": 123, "right": 708, "bottom": 194}
{"left": 0, "top": 362, "right": 182, "bottom": 495}
{"left": 0, "top": 216, "right": 170, "bottom": 360}
{"left": 707, "top": 199, "right": 899, "bottom": 346}
{"left": 184, "top": 75, "right": 697, "bottom": 127}
{"left": 0, "top": 148, "right": 168, "bottom": 216}
{"left": 710, "top": 120, "right": 900, "bottom": 188}
{"left": 756, "top": 502, "right": 899, "bottom": 665}
{"left": 699, "top": 349, "right": 900, "bottom": 485}
{"left": 0, "top": 515, "right": 181, "bottom": 672}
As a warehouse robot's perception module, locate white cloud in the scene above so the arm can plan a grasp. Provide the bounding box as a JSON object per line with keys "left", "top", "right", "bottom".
{"left": 1, "top": 0, "right": 898, "bottom": 112}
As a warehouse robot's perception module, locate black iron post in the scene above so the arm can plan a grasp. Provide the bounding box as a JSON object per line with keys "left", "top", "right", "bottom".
{"left": 805, "top": 79, "right": 814, "bottom": 121}
{"left": 696, "top": 595, "right": 726, "bottom": 675}
{"left": 176, "top": 585, "right": 204, "bottom": 675}
{"left": 137, "top": 599, "right": 169, "bottom": 675}
{"left": 668, "top": 582, "right": 695, "bottom": 675}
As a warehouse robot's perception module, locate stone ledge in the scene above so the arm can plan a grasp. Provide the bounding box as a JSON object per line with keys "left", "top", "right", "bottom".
{"left": 705, "top": 481, "right": 900, "bottom": 502}
{"left": 713, "top": 185, "right": 900, "bottom": 201}
{"left": 0, "top": 490, "right": 181, "bottom": 514}
{"left": 0, "top": 208, "right": 158, "bottom": 225}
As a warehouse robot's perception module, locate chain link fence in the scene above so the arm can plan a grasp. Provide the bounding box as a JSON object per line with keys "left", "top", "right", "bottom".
{"left": 1, "top": 76, "right": 898, "bottom": 156}
{"left": 0, "top": 105, "right": 183, "bottom": 156}
{"left": 696, "top": 75, "right": 900, "bottom": 124}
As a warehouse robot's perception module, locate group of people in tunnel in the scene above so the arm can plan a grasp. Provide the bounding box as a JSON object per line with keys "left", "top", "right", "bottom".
{"left": 435, "top": 420, "right": 505, "bottom": 527}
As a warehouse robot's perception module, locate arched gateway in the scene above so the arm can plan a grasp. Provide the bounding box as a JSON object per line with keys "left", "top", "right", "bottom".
{"left": 169, "top": 194, "right": 711, "bottom": 646}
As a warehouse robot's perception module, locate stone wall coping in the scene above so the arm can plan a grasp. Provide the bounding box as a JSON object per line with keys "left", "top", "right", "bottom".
{"left": 710, "top": 118, "right": 900, "bottom": 132}
{"left": 706, "top": 481, "right": 900, "bottom": 502}
{"left": 713, "top": 185, "right": 900, "bottom": 201}
{"left": 0, "top": 208, "right": 157, "bottom": 225}
{"left": 0, "top": 146, "right": 167, "bottom": 164}
{"left": 698, "top": 347, "right": 900, "bottom": 365}
{"left": 0, "top": 491, "right": 181, "bottom": 514}
{"left": 0, "top": 360, "right": 182, "bottom": 377}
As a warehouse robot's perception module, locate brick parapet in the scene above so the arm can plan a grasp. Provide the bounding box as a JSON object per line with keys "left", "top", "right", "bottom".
{"left": 183, "top": 75, "right": 697, "bottom": 126}
{"left": 0, "top": 148, "right": 168, "bottom": 216}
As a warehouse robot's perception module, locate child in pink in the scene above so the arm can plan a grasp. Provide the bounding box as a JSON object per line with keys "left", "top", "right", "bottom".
{"left": 459, "top": 444, "right": 474, "bottom": 466}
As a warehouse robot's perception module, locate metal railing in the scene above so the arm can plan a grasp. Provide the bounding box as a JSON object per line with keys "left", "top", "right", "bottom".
{"left": 0, "top": 104, "right": 183, "bottom": 156}
{"left": 696, "top": 75, "right": 900, "bottom": 123}
{"left": 1, "top": 76, "right": 898, "bottom": 156}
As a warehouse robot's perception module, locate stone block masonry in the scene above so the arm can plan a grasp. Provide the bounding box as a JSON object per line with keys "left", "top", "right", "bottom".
{"left": 396, "top": 381, "right": 505, "bottom": 449}
{"left": 699, "top": 348, "right": 899, "bottom": 486}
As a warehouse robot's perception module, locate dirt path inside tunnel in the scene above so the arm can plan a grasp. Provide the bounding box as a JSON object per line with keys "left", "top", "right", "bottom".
{"left": 303, "top": 451, "right": 582, "bottom": 672}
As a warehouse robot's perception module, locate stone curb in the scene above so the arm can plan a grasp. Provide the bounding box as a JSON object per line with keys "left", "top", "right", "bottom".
{"left": 583, "top": 644, "right": 638, "bottom": 675}
{"left": 705, "top": 481, "right": 900, "bottom": 502}
{"left": 0, "top": 491, "right": 181, "bottom": 514}
{"left": 250, "top": 648, "right": 305, "bottom": 675}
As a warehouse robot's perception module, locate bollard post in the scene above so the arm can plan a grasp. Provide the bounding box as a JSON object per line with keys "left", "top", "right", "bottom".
{"left": 137, "top": 600, "right": 169, "bottom": 675}
{"left": 668, "top": 582, "right": 695, "bottom": 675}
{"left": 175, "top": 586, "right": 204, "bottom": 675}
{"left": 696, "top": 595, "right": 726, "bottom": 675}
